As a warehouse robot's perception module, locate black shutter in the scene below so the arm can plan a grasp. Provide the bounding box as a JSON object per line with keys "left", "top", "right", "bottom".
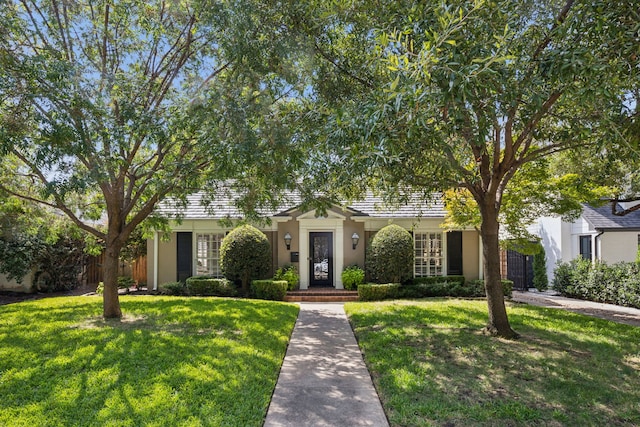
{"left": 176, "top": 232, "right": 193, "bottom": 283}
{"left": 447, "top": 231, "right": 463, "bottom": 275}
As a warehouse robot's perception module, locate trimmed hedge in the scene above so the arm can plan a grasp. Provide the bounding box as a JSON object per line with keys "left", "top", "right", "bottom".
{"left": 159, "top": 281, "right": 186, "bottom": 296}
{"left": 553, "top": 260, "right": 640, "bottom": 309}
{"left": 399, "top": 280, "right": 481, "bottom": 298}
{"left": 468, "top": 279, "right": 513, "bottom": 298}
{"left": 399, "top": 279, "right": 512, "bottom": 299}
{"left": 358, "top": 283, "right": 400, "bottom": 301}
{"left": 411, "top": 276, "right": 466, "bottom": 286}
{"left": 185, "top": 276, "right": 237, "bottom": 296}
{"left": 252, "top": 279, "right": 288, "bottom": 301}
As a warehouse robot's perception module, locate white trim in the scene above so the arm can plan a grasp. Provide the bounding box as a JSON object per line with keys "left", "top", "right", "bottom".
{"left": 413, "top": 231, "right": 446, "bottom": 277}
{"left": 297, "top": 209, "right": 347, "bottom": 220}
{"left": 297, "top": 217, "right": 345, "bottom": 289}
{"left": 153, "top": 231, "right": 159, "bottom": 291}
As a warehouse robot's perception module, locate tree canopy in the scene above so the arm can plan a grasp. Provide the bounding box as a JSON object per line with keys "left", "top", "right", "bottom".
{"left": 286, "top": 0, "right": 640, "bottom": 337}
{"left": 0, "top": 0, "right": 305, "bottom": 317}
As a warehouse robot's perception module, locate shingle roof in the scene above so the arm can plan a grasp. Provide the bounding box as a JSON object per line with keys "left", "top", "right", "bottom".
{"left": 582, "top": 203, "right": 640, "bottom": 230}
{"left": 348, "top": 195, "right": 445, "bottom": 218}
{"left": 156, "top": 191, "right": 446, "bottom": 220}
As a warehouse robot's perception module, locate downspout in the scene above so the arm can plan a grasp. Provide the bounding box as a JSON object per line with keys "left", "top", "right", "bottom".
{"left": 594, "top": 229, "right": 604, "bottom": 262}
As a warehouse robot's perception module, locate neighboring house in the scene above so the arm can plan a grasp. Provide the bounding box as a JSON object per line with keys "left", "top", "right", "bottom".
{"left": 0, "top": 270, "right": 36, "bottom": 293}
{"left": 533, "top": 202, "right": 640, "bottom": 282}
{"left": 146, "top": 192, "right": 484, "bottom": 290}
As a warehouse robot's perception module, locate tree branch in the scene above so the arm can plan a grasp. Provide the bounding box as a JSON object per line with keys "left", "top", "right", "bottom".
{"left": 531, "top": 0, "right": 576, "bottom": 61}
{"left": 314, "top": 41, "right": 374, "bottom": 89}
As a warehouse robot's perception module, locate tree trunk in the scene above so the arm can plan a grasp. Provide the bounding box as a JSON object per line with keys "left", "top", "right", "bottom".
{"left": 102, "top": 245, "right": 123, "bottom": 318}
{"left": 479, "top": 203, "right": 519, "bottom": 339}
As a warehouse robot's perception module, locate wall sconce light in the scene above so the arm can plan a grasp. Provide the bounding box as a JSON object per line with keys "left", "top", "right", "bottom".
{"left": 352, "top": 232, "right": 360, "bottom": 250}
{"left": 284, "top": 232, "right": 292, "bottom": 251}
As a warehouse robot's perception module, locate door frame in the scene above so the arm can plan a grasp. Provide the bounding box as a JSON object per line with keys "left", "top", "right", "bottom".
{"left": 297, "top": 210, "right": 345, "bottom": 289}
{"left": 309, "top": 232, "right": 334, "bottom": 287}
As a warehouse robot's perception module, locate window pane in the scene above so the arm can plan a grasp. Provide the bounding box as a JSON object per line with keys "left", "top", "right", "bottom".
{"left": 196, "top": 233, "right": 224, "bottom": 277}
{"left": 414, "top": 232, "right": 443, "bottom": 277}
{"left": 579, "top": 235, "right": 592, "bottom": 261}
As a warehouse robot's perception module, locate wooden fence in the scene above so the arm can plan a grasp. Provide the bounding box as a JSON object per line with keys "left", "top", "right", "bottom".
{"left": 131, "top": 256, "right": 147, "bottom": 286}
{"left": 85, "top": 254, "right": 147, "bottom": 286}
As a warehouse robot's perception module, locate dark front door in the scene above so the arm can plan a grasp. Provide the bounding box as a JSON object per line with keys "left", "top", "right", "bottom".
{"left": 309, "top": 232, "right": 333, "bottom": 287}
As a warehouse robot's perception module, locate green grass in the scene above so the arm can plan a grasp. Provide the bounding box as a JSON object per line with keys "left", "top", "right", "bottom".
{"left": 345, "top": 299, "right": 640, "bottom": 427}
{"left": 0, "top": 296, "right": 299, "bottom": 426}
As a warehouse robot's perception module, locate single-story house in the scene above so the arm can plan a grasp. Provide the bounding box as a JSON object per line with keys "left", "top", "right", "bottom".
{"left": 146, "top": 192, "right": 484, "bottom": 290}
{"left": 532, "top": 202, "right": 640, "bottom": 282}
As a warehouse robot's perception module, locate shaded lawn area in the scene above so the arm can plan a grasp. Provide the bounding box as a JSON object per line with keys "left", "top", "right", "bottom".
{"left": 345, "top": 299, "right": 640, "bottom": 427}
{"left": 0, "top": 296, "right": 299, "bottom": 426}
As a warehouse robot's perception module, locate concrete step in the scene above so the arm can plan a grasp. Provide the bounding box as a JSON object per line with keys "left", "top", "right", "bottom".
{"left": 285, "top": 295, "right": 359, "bottom": 302}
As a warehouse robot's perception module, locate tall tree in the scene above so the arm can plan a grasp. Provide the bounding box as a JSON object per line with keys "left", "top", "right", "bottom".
{"left": 0, "top": 0, "right": 304, "bottom": 317}
{"left": 290, "top": 0, "right": 639, "bottom": 337}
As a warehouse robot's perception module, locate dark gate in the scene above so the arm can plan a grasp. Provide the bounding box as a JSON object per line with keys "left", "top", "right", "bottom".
{"left": 506, "top": 250, "right": 533, "bottom": 291}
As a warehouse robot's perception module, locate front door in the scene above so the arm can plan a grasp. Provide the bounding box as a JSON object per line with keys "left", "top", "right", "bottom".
{"left": 309, "top": 232, "right": 333, "bottom": 287}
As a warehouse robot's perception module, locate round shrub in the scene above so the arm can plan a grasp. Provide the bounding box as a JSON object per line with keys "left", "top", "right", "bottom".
{"left": 220, "top": 225, "right": 271, "bottom": 296}
{"left": 366, "top": 224, "right": 413, "bottom": 284}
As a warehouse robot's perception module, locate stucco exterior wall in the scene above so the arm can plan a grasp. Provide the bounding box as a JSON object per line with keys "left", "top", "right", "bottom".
{"left": 462, "top": 231, "right": 480, "bottom": 281}
{"left": 146, "top": 233, "right": 179, "bottom": 288}
{"left": 342, "top": 218, "right": 365, "bottom": 269}
{"left": 157, "top": 233, "right": 177, "bottom": 285}
{"left": 600, "top": 231, "right": 639, "bottom": 263}
{"left": 0, "top": 269, "right": 35, "bottom": 293}
{"left": 277, "top": 216, "right": 299, "bottom": 268}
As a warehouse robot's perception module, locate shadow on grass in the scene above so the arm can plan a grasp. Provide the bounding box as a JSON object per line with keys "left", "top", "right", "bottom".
{"left": 346, "top": 299, "right": 640, "bottom": 426}
{"left": 0, "top": 296, "right": 299, "bottom": 426}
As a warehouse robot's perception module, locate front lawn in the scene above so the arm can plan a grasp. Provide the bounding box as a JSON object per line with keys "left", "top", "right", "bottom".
{"left": 0, "top": 296, "right": 299, "bottom": 426}
{"left": 345, "top": 299, "right": 640, "bottom": 426}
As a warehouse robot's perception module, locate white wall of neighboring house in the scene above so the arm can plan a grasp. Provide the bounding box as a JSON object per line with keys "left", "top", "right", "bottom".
{"left": 533, "top": 216, "right": 575, "bottom": 283}
{"left": 535, "top": 213, "right": 640, "bottom": 283}
{"left": 0, "top": 270, "right": 35, "bottom": 293}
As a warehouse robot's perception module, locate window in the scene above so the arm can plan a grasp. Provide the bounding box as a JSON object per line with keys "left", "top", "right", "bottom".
{"left": 414, "top": 232, "right": 443, "bottom": 277}
{"left": 579, "top": 235, "right": 592, "bottom": 261}
{"left": 196, "top": 233, "right": 224, "bottom": 277}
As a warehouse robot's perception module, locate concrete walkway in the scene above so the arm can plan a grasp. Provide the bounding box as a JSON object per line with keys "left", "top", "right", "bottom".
{"left": 264, "top": 303, "right": 389, "bottom": 427}
{"left": 512, "top": 290, "right": 640, "bottom": 327}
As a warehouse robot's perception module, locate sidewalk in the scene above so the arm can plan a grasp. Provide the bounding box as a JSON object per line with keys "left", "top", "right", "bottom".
{"left": 264, "top": 303, "right": 389, "bottom": 427}
{"left": 512, "top": 290, "right": 640, "bottom": 327}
